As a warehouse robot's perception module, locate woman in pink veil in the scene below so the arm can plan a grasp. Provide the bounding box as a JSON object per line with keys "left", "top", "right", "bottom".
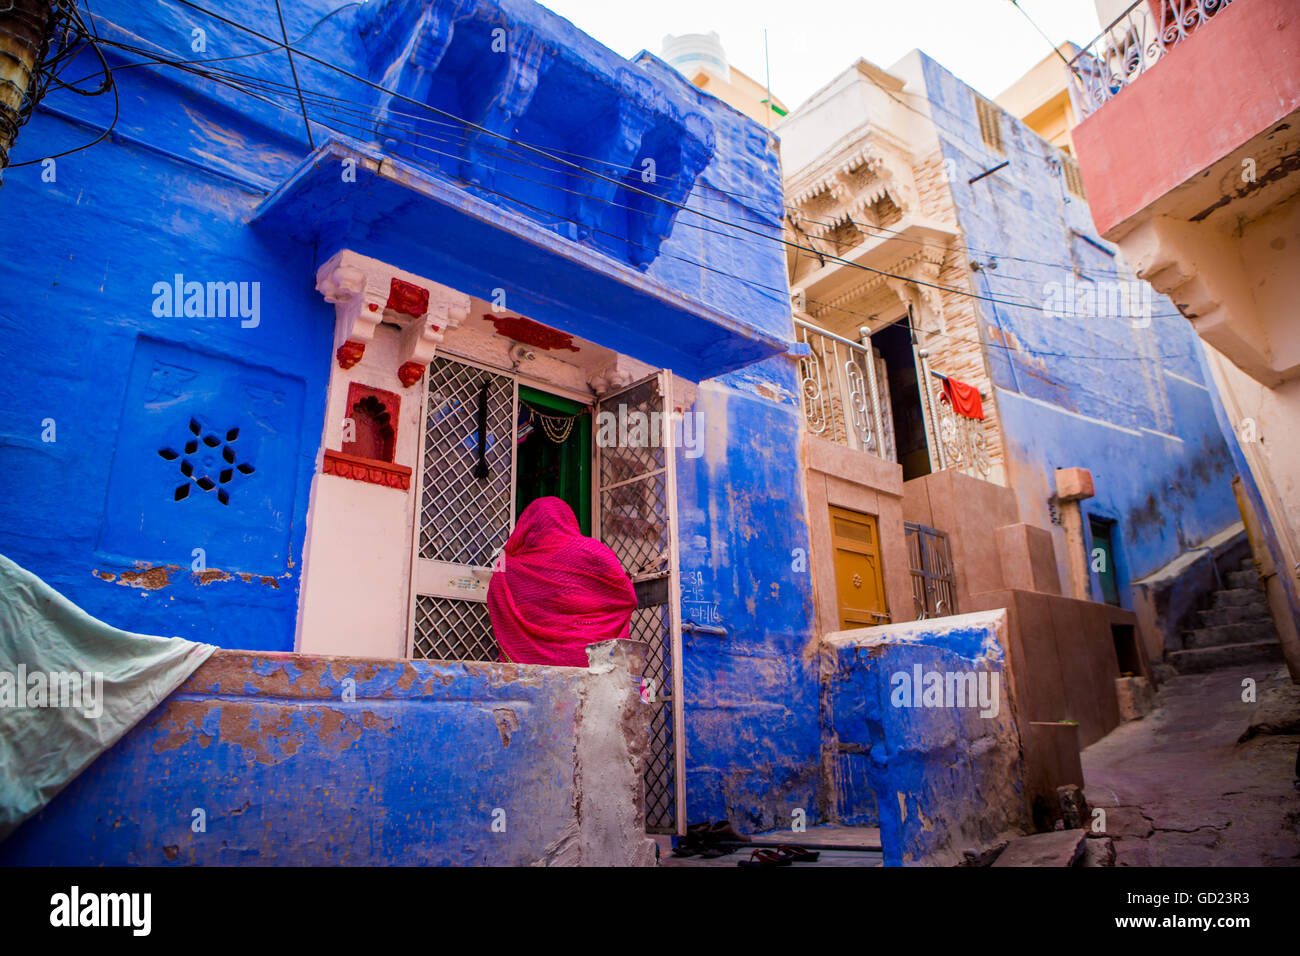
{"left": 487, "top": 497, "right": 637, "bottom": 667}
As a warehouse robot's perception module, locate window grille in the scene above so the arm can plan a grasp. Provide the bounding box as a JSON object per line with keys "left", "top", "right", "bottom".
{"left": 1061, "top": 152, "right": 1086, "bottom": 198}
{"left": 905, "top": 522, "right": 958, "bottom": 619}
{"left": 975, "top": 95, "right": 1004, "bottom": 153}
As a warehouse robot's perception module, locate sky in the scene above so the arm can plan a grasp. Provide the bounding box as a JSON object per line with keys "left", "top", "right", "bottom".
{"left": 536, "top": 0, "right": 1107, "bottom": 111}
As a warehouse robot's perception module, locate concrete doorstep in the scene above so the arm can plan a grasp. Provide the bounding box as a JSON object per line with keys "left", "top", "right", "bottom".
{"left": 989, "top": 828, "right": 1089, "bottom": 867}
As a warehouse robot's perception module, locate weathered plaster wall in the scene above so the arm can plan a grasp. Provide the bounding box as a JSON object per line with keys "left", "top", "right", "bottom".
{"left": 823, "top": 610, "right": 1030, "bottom": 866}
{"left": 0, "top": 110, "right": 329, "bottom": 650}
{"left": 674, "top": 357, "right": 822, "bottom": 832}
{"left": 0, "top": 0, "right": 796, "bottom": 668}
{"left": 915, "top": 53, "right": 1242, "bottom": 592}
{"left": 0, "top": 640, "right": 655, "bottom": 866}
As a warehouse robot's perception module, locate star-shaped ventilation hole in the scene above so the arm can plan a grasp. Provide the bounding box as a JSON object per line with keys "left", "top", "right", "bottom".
{"left": 158, "top": 418, "right": 255, "bottom": 505}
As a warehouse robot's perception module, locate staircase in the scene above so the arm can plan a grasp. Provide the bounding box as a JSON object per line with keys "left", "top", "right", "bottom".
{"left": 1168, "top": 558, "right": 1284, "bottom": 674}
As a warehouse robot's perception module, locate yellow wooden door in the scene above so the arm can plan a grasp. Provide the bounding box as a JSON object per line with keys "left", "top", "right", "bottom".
{"left": 829, "top": 505, "right": 889, "bottom": 629}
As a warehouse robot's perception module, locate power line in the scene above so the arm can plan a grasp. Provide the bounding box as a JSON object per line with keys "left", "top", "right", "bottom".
{"left": 1007, "top": 0, "right": 1074, "bottom": 69}
{"left": 31, "top": 8, "right": 1191, "bottom": 360}
{"left": 7, "top": 0, "right": 119, "bottom": 168}
{"left": 90, "top": 10, "right": 1163, "bottom": 300}
{"left": 158, "top": 0, "right": 1107, "bottom": 319}
{"left": 158, "top": 67, "right": 1192, "bottom": 362}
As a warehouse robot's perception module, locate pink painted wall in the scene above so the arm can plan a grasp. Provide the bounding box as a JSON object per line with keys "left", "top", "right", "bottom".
{"left": 1073, "top": 0, "right": 1300, "bottom": 236}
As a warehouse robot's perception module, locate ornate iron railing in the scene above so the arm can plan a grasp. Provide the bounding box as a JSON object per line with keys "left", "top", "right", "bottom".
{"left": 1068, "top": 0, "right": 1234, "bottom": 117}
{"left": 925, "top": 367, "right": 992, "bottom": 480}
{"left": 795, "top": 319, "right": 895, "bottom": 462}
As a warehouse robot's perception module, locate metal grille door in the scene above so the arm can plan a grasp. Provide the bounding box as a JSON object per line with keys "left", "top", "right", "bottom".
{"left": 596, "top": 372, "right": 684, "bottom": 834}
{"left": 409, "top": 355, "right": 516, "bottom": 661}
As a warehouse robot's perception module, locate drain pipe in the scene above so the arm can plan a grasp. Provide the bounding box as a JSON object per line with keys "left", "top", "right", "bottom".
{"left": 0, "top": 0, "right": 56, "bottom": 175}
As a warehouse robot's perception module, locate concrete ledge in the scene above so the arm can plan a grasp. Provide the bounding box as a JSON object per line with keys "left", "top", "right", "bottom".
{"left": 0, "top": 641, "right": 654, "bottom": 866}
{"left": 822, "top": 609, "right": 1031, "bottom": 866}
{"left": 1131, "top": 522, "right": 1249, "bottom": 658}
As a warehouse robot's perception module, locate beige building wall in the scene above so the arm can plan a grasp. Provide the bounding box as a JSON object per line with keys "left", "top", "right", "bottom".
{"left": 660, "top": 32, "right": 787, "bottom": 127}
{"left": 779, "top": 54, "right": 1008, "bottom": 485}
{"left": 994, "top": 45, "right": 1082, "bottom": 155}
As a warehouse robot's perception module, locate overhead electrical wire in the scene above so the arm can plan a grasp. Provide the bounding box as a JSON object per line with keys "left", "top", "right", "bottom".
{"left": 157, "top": 0, "right": 1159, "bottom": 321}
{"left": 124, "top": 65, "right": 1187, "bottom": 362}
{"left": 27, "top": 2, "right": 1192, "bottom": 360}
{"left": 79, "top": 37, "right": 1191, "bottom": 358}
{"left": 75, "top": 10, "right": 1160, "bottom": 293}
{"left": 6, "top": 0, "right": 119, "bottom": 167}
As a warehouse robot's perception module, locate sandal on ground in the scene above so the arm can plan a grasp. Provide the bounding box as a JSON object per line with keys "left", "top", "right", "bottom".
{"left": 777, "top": 844, "right": 820, "bottom": 862}
{"left": 698, "top": 845, "right": 735, "bottom": 858}
{"left": 737, "top": 848, "right": 793, "bottom": 867}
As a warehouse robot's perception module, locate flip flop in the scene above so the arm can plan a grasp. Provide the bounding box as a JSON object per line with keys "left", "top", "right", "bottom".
{"left": 737, "top": 848, "right": 793, "bottom": 867}
{"left": 777, "top": 844, "right": 820, "bottom": 862}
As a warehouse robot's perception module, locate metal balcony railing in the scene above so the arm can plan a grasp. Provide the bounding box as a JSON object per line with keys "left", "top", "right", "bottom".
{"left": 924, "top": 366, "right": 994, "bottom": 480}
{"left": 795, "top": 319, "right": 894, "bottom": 461}
{"left": 1068, "top": 0, "right": 1235, "bottom": 118}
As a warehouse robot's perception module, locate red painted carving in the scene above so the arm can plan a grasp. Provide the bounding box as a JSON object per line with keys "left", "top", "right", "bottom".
{"left": 386, "top": 277, "right": 430, "bottom": 318}
{"left": 397, "top": 361, "right": 424, "bottom": 388}
{"left": 483, "top": 314, "right": 580, "bottom": 352}
{"left": 336, "top": 340, "right": 366, "bottom": 369}
{"left": 342, "top": 383, "right": 401, "bottom": 462}
{"left": 323, "top": 449, "right": 412, "bottom": 490}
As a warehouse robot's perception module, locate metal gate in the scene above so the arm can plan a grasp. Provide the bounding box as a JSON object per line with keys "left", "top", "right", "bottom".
{"left": 905, "top": 521, "right": 957, "bottom": 619}
{"left": 596, "top": 371, "right": 684, "bottom": 835}
{"left": 408, "top": 354, "right": 517, "bottom": 661}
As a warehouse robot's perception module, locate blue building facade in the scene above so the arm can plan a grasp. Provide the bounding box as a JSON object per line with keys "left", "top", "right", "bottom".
{"left": 917, "top": 53, "right": 1241, "bottom": 600}
{"left": 0, "top": 3, "right": 1253, "bottom": 863}
{"left": 0, "top": 0, "right": 822, "bottom": 837}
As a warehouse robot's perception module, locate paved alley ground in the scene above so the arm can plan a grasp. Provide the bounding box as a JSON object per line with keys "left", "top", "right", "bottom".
{"left": 1081, "top": 664, "right": 1300, "bottom": 866}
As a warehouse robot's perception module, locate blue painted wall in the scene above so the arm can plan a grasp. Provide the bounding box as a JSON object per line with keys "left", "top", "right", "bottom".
{"left": 0, "top": 0, "right": 821, "bottom": 833}
{"left": 918, "top": 55, "right": 1241, "bottom": 593}
{"left": 0, "top": 651, "right": 587, "bottom": 865}
{"left": 824, "top": 614, "right": 1028, "bottom": 866}
{"left": 676, "top": 359, "right": 820, "bottom": 832}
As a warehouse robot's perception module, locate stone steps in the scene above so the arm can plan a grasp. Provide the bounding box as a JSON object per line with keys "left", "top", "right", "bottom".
{"left": 1171, "top": 555, "right": 1280, "bottom": 674}
{"left": 1211, "top": 587, "right": 1270, "bottom": 609}
{"left": 1225, "top": 568, "right": 1260, "bottom": 589}
{"left": 1184, "top": 620, "right": 1278, "bottom": 649}
{"left": 1197, "top": 603, "right": 1271, "bottom": 627}
{"left": 1168, "top": 640, "right": 1283, "bottom": 674}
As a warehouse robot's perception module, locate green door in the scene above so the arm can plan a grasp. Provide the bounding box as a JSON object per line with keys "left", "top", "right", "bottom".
{"left": 515, "top": 385, "right": 592, "bottom": 535}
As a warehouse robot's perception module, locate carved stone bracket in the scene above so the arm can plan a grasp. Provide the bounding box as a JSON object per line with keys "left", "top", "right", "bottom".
{"left": 316, "top": 256, "right": 388, "bottom": 370}
{"left": 885, "top": 259, "right": 946, "bottom": 335}
{"left": 323, "top": 449, "right": 412, "bottom": 490}
{"left": 316, "top": 249, "right": 469, "bottom": 386}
